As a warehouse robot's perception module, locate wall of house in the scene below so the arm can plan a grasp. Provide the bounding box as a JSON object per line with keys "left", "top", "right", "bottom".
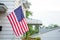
{"left": 0, "top": 0, "right": 21, "bottom": 40}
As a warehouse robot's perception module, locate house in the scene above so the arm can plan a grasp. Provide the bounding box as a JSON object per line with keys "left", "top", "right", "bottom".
{"left": 40, "top": 27, "right": 60, "bottom": 40}
{"left": 0, "top": 0, "right": 42, "bottom": 40}
{"left": 27, "top": 18, "right": 42, "bottom": 34}
{"left": 0, "top": 0, "right": 22, "bottom": 40}
{"left": 0, "top": 0, "right": 26, "bottom": 40}
{"left": 0, "top": 3, "right": 7, "bottom": 32}
{"left": 31, "top": 27, "right": 60, "bottom": 40}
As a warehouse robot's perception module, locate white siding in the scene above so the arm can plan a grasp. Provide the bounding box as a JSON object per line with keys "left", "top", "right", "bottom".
{"left": 0, "top": 0, "right": 21, "bottom": 40}
{"left": 0, "top": 0, "right": 15, "bottom": 9}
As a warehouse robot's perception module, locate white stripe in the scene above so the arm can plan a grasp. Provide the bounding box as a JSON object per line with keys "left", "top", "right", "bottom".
{"left": 12, "top": 12, "right": 21, "bottom": 36}
{"left": 20, "top": 22, "right": 25, "bottom": 33}
{"left": 8, "top": 14, "right": 18, "bottom": 36}
{"left": 23, "top": 19, "right": 29, "bottom": 31}
{"left": 13, "top": 12, "right": 23, "bottom": 35}
{"left": 22, "top": 19, "right": 27, "bottom": 32}
{"left": 10, "top": 13, "right": 20, "bottom": 36}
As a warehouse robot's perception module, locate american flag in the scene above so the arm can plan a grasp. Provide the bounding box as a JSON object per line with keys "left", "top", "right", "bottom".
{"left": 7, "top": 6, "right": 29, "bottom": 37}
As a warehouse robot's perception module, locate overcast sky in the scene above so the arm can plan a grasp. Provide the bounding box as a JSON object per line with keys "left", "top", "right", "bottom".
{"left": 28, "top": 0, "right": 60, "bottom": 26}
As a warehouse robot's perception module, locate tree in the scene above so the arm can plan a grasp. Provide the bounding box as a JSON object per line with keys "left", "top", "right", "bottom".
{"left": 54, "top": 24, "right": 59, "bottom": 27}
{"left": 48, "top": 24, "right": 59, "bottom": 29}
{"left": 26, "top": 10, "right": 32, "bottom": 18}
{"left": 22, "top": 1, "right": 32, "bottom": 18}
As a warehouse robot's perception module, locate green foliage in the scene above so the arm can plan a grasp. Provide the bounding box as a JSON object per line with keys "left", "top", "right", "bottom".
{"left": 48, "top": 24, "right": 59, "bottom": 29}
{"left": 26, "top": 10, "right": 32, "bottom": 18}
{"left": 36, "top": 37, "right": 41, "bottom": 40}
{"left": 23, "top": 25, "right": 39, "bottom": 38}
{"left": 22, "top": 37, "right": 41, "bottom": 40}
{"left": 54, "top": 24, "right": 59, "bottom": 27}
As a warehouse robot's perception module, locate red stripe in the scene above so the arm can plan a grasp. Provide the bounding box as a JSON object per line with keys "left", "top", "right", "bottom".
{"left": 9, "top": 13, "right": 19, "bottom": 36}
{"left": 23, "top": 19, "right": 28, "bottom": 31}
{"left": 19, "top": 22, "right": 25, "bottom": 34}
{"left": 18, "top": 22, "right": 24, "bottom": 35}
{"left": 21, "top": 19, "right": 26, "bottom": 33}
{"left": 12, "top": 12, "right": 23, "bottom": 35}
{"left": 11, "top": 12, "right": 20, "bottom": 35}
{"left": 23, "top": 19, "right": 29, "bottom": 31}
{"left": 21, "top": 20, "right": 26, "bottom": 33}
{"left": 23, "top": 19, "right": 28, "bottom": 32}
{"left": 22, "top": 19, "right": 27, "bottom": 32}
{"left": 7, "top": 15, "right": 18, "bottom": 36}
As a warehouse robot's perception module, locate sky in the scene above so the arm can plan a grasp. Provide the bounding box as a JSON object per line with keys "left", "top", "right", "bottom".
{"left": 28, "top": 0, "right": 60, "bottom": 26}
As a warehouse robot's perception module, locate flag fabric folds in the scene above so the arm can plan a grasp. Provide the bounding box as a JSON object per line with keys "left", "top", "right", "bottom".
{"left": 7, "top": 6, "right": 29, "bottom": 37}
